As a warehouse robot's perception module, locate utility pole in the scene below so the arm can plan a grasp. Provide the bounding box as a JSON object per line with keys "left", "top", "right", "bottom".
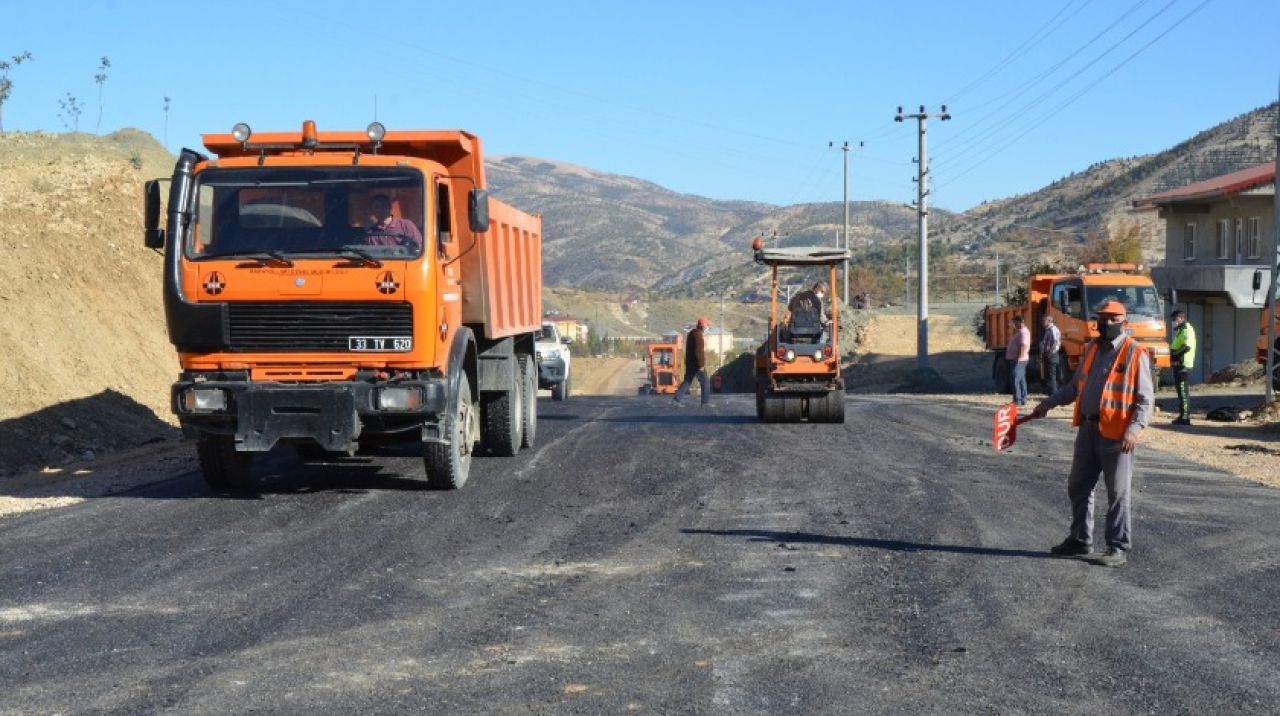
{"left": 1266, "top": 79, "right": 1279, "bottom": 404}
{"left": 994, "top": 249, "right": 1000, "bottom": 305}
{"left": 896, "top": 104, "right": 951, "bottom": 369}
{"left": 719, "top": 293, "right": 726, "bottom": 368}
{"left": 829, "top": 140, "right": 863, "bottom": 306}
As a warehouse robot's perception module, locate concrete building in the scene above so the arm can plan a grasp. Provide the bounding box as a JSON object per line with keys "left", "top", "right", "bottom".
{"left": 1134, "top": 162, "right": 1275, "bottom": 383}
{"left": 703, "top": 326, "right": 735, "bottom": 358}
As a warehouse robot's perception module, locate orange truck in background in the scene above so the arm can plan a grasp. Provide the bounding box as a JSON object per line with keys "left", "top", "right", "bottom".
{"left": 143, "top": 120, "right": 542, "bottom": 491}
{"left": 1256, "top": 305, "right": 1280, "bottom": 389}
{"left": 983, "top": 264, "right": 1171, "bottom": 391}
{"left": 641, "top": 338, "right": 682, "bottom": 395}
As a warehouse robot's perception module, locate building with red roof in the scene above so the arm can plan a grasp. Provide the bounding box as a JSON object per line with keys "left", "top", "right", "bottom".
{"left": 1133, "top": 161, "right": 1275, "bottom": 382}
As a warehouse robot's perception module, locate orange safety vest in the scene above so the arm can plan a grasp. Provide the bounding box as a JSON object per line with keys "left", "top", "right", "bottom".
{"left": 1072, "top": 336, "right": 1144, "bottom": 440}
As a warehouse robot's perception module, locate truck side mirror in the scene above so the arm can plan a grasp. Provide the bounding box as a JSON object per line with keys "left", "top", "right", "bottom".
{"left": 468, "top": 188, "right": 490, "bottom": 233}
{"left": 1253, "top": 269, "right": 1262, "bottom": 291}
{"left": 144, "top": 179, "right": 166, "bottom": 249}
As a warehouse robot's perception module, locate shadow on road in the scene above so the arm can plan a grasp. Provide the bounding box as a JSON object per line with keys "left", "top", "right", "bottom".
{"left": 682, "top": 528, "right": 1058, "bottom": 560}
{"left": 600, "top": 414, "right": 759, "bottom": 425}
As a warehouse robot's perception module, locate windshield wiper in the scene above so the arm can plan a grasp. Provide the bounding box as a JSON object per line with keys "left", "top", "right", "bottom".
{"left": 290, "top": 246, "right": 383, "bottom": 268}
{"left": 200, "top": 250, "right": 294, "bottom": 267}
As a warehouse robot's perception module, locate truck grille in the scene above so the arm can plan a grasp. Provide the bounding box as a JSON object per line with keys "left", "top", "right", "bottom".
{"left": 226, "top": 302, "right": 413, "bottom": 352}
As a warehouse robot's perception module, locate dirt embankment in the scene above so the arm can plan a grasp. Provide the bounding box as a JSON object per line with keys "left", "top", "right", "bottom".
{"left": 0, "top": 131, "right": 180, "bottom": 476}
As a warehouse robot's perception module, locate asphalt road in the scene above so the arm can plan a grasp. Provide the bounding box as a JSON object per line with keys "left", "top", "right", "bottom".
{"left": 2, "top": 393, "right": 1279, "bottom": 714}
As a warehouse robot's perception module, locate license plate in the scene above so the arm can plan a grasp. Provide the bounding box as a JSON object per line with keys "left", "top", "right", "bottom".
{"left": 349, "top": 337, "right": 412, "bottom": 352}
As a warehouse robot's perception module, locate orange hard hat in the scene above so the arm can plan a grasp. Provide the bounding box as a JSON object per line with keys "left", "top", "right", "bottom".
{"left": 1094, "top": 299, "right": 1127, "bottom": 317}
{"left": 697, "top": 317, "right": 711, "bottom": 328}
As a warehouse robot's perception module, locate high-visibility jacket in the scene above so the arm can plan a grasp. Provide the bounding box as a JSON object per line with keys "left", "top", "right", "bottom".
{"left": 1171, "top": 322, "right": 1197, "bottom": 369}
{"left": 1072, "top": 336, "right": 1145, "bottom": 440}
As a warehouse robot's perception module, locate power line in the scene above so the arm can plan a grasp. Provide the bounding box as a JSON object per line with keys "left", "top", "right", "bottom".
{"left": 936, "top": 0, "right": 1213, "bottom": 191}
{"left": 945, "top": 0, "right": 1091, "bottom": 104}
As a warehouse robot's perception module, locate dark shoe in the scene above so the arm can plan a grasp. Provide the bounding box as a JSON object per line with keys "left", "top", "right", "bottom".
{"left": 1049, "top": 537, "right": 1091, "bottom": 557}
{"left": 1172, "top": 417, "right": 1191, "bottom": 426}
{"left": 1092, "top": 547, "right": 1127, "bottom": 568}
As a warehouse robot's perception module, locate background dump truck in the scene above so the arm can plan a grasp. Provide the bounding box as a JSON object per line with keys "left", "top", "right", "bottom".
{"left": 641, "top": 338, "right": 682, "bottom": 395}
{"left": 751, "top": 238, "right": 849, "bottom": 423}
{"left": 143, "top": 120, "right": 542, "bottom": 491}
{"left": 1255, "top": 305, "right": 1280, "bottom": 390}
{"left": 983, "top": 263, "right": 1171, "bottom": 391}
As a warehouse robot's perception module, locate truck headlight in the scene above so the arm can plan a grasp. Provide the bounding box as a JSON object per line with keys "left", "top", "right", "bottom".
{"left": 182, "top": 387, "right": 227, "bottom": 413}
{"left": 378, "top": 386, "right": 423, "bottom": 411}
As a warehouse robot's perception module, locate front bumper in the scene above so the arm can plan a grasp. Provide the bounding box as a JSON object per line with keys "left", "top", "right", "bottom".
{"left": 172, "top": 375, "right": 447, "bottom": 452}
{"left": 538, "top": 357, "right": 567, "bottom": 386}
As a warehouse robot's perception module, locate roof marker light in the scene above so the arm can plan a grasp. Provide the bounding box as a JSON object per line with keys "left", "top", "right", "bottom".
{"left": 301, "top": 119, "right": 318, "bottom": 149}
{"left": 367, "top": 121, "right": 386, "bottom": 143}
{"left": 231, "top": 122, "right": 252, "bottom": 144}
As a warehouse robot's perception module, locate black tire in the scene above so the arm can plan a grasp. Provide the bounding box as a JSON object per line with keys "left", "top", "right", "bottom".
{"left": 519, "top": 354, "right": 537, "bottom": 449}
{"left": 755, "top": 378, "right": 767, "bottom": 420}
{"left": 196, "top": 434, "right": 254, "bottom": 491}
{"left": 992, "top": 354, "right": 1011, "bottom": 393}
{"left": 552, "top": 374, "right": 569, "bottom": 401}
{"left": 825, "top": 390, "right": 846, "bottom": 424}
{"left": 424, "top": 372, "right": 478, "bottom": 490}
{"left": 1057, "top": 350, "right": 1071, "bottom": 388}
{"left": 807, "top": 393, "right": 829, "bottom": 423}
{"left": 481, "top": 361, "right": 521, "bottom": 457}
{"left": 781, "top": 394, "right": 803, "bottom": 422}
{"left": 761, "top": 394, "right": 784, "bottom": 423}
{"left": 1271, "top": 342, "right": 1280, "bottom": 391}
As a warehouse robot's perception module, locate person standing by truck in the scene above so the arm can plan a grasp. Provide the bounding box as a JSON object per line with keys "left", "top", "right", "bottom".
{"left": 1169, "top": 310, "right": 1197, "bottom": 426}
{"left": 674, "top": 317, "right": 711, "bottom": 406}
{"left": 1040, "top": 314, "right": 1062, "bottom": 394}
{"left": 1031, "top": 300, "right": 1154, "bottom": 568}
{"left": 1007, "top": 314, "right": 1031, "bottom": 405}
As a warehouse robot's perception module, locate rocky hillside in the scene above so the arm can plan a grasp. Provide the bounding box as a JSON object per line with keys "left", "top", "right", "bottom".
{"left": 938, "top": 103, "right": 1279, "bottom": 266}
{"left": 485, "top": 156, "right": 924, "bottom": 291}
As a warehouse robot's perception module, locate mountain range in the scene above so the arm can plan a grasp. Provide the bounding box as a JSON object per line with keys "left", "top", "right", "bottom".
{"left": 486, "top": 102, "right": 1278, "bottom": 293}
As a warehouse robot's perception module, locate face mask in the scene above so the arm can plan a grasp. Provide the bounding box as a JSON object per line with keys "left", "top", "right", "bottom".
{"left": 1096, "top": 321, "right": 1124, "bottom": 342}
{"left": 814, "top": 292, "right": 824, "bottom": 301}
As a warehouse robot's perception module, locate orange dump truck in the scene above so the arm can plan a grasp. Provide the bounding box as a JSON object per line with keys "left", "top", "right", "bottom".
{"left": 143, "top": 120, "right": 542, "bottom": 490}
{"left": 642, "top": 339, "right": 682, "bottom": 394}
{"left": 1256, "top": 306, "right": 1280, "bottom": 389}
{"left": 984, "top": 264, "right": 1171, "bottom": 390}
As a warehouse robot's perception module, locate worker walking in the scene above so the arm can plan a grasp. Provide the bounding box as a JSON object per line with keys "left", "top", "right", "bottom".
{"left": 1040, "top": 314, "right": 1062, "bottom": 395}
{"left": 1007, "top": 314, "right": 1031, "bottom": 406}
{"left": 674, "top": 317, "right": 711, "bottom": 407}
{"left": 1031, "top": 300, "right": 1154, "bottom": 568}
{"left": 1169, "top": 309, "right": 1197, "bottom": 426}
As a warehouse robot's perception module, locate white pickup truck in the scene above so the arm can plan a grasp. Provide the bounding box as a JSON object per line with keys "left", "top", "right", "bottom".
{"left": 535, "top": 322, "right": 571, "bottom": 401}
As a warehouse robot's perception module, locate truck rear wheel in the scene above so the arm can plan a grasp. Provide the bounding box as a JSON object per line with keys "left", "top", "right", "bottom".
{"left": 519, "top": 354, "right": 537, "bottom": 449}
{"left": 481, "top": 361, "right": 522, "bottom": 457}
{"left": 196, "top": 434, "right": 254, "bottom": 491}
{"left": 424, "top": 372, "right": 478, "bottom": 489}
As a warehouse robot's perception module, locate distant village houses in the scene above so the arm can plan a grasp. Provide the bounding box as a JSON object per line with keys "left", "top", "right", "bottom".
{"left": 1133, "top": 162, "right": 1276, "bottom": 383}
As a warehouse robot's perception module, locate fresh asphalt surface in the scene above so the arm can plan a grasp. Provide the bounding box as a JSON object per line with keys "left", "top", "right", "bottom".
{"left": 2, "top": 394, "right": 1279, "bottom": 714}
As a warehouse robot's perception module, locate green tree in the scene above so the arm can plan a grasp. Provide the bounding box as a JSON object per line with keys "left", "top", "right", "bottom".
{"left": 57, "top": 92, "right": 83, "bottom": 132}
{"left": 1071, "top": 220, "right": 1144, "bottom": 266}
{"left": 94, "top": 56, "right": 110, "bottom": 135}
{"left": 0, "top": 50, "right": 34, "bottom": 132}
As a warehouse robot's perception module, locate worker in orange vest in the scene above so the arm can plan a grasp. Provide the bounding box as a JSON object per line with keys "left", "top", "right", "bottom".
{"left": 1030, "top": 299, "right": 1154, "bottom": 568}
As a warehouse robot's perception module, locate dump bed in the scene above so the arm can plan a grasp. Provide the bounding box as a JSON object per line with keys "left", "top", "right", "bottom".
{"left": 460, "top": 197, "right": 542, "bottom": 339}
{"left": 984, "top": 305, "right": 1029, "bottom": 351}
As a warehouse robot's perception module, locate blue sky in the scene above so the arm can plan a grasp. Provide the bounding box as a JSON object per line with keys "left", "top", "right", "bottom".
{"left": 2, "top": 0, "right": 1276, "bottom": 212}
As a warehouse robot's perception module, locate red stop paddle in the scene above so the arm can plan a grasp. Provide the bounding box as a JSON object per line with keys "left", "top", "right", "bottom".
{"left": 993, "top": 402, "right": 1036, "bottom": 452}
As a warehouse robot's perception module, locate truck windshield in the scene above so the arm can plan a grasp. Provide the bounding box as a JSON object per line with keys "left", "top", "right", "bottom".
{"left": 1085, "top": 285, "right": 1164, "bottom": 320}
{"left": 186, "top": 167, "right": 426, "bottom": 261}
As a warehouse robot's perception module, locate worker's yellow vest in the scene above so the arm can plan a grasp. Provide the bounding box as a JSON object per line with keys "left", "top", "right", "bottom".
{"left": 1072, "top": 337, "right": 1143, "bottom": 440}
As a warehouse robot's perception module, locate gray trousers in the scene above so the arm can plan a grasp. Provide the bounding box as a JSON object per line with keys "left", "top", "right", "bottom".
{"left": 1067, "top": 421, "right": 1133, "bottom": 550}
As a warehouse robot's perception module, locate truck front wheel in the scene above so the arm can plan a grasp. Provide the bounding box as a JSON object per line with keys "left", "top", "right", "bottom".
{"left": 424, "top": 372, "right": 478, "bottom": 489}
{"left": 196, "top": 434, "right": 254, "bottom": 491}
